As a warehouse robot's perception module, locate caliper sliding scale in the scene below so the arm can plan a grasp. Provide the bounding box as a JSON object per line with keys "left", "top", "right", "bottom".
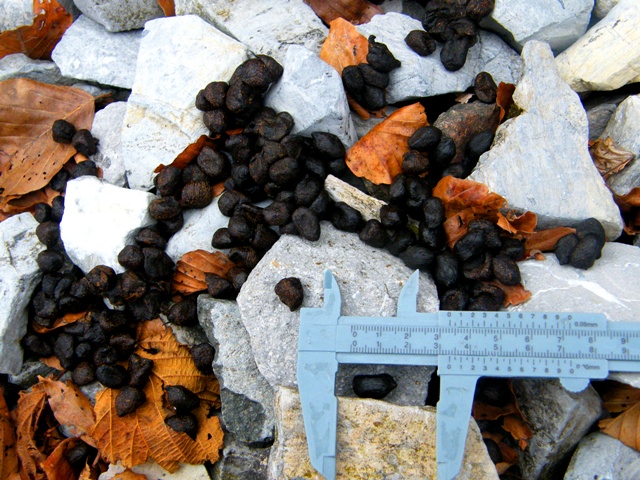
{"left": 297, "top": 269, "right": 640, "bottom": 480}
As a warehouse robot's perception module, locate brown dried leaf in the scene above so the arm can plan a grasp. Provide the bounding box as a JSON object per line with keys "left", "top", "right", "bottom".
{"left": 455, "top": 93, "right": 474, "bottom": 104}
{"left": 590, "top": 137, "right": 635, "bottom": 180}
{"left": 496, "top": 82, "right": 516, "bottom": 122}
{"left": 0, "top": 79, "right": 94, "bottom": 205}
{"left": 472, "top": 401, "right": 517, "bottom": 421}
{"left": 171, "top": 250, "right": 236, "bottom": 294}
{"left": 32, "top": 311, "right": 88, "bottom": 334}
{"left": 601, "top": 400, "right": 640, "bottom": 450}
{"left": 345, "top": 103, "right": 428, "bottom": 184}
{"left": 41, "top": 356, "right": 64, "bottom": 371}
{"left": 111, "top": 470, "right": 147, "bottom": 480}
{"left": 502, "top": 414, "right": 532, "bottom": 450}
{"left": 615, "top": 187, "right": 640, "bottom": 235}
{"left": 0, "top": 387, "right": 19, "bottom": 480}
{"left": 15, "top": 384, "right": 48, "bottom": 480}
{"left": 40, "top": 437, "right": 78, "bottom": 480}
{"left": 319, "top": 18, "right": 369, "bottom": 75}
{"left": 39, "top": 377, "right": 96, "bottom": 447}
{"left": 0, "top": 0, "right": 73, "bottom": 61}
{"left": 157, "top": 0, "right": 175, "bottom": 16}
{"left": 487, "top": 280, "right": 531, "bottom": 307}
{"left": 496, "top": 210, "right": 537, "bottom": 236}
{"left": 602, "top": 382, "right": 640, "bottom": 414}
{"left": 154, "top": 135, "right": 218, "bottom": 173}
{"left": 0, "top": 186, "right": 58, "bottom": 222}
{"left": 305, "top": 0, "right": 383, "bottom": 25}
{"left": 524, "top": 227, "right": 577, "bottom": 255}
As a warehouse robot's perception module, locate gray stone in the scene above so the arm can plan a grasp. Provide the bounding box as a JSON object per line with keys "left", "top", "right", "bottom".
{"left": 174, "top": 0, "right": 327, "bottom": 64}
{"left": 73, "top": 0, "right": 164, "bottom": 32}
{"left": 0, "top": 0, "right": 32, "bottom": 31}
{"left": 91, "top": 102, "right": 128, "bottom": 187}
{"left": 0, "top": 53, "right": 74, "bottom": 85}
{"left": 264, "top": 46, "right": 357, "bottom": 148}
{"left": 212, "top": 433, "right": 269, "bottom": 480}
{"left": 169, "top": 322, "right": 209, "bottom": 348}
{"left": 0, "top": 213, "right": 46, "bottom": 375}
{"left": 583, "top": 92, "right": 629, "bottom": 141}
{"left": 121, "top": 16, "right": 249, "bottom": 191}
{"left": 479, "top": 0, "right": 593, "bottom": 53}
{"left": 556, "top": 0, "right": 640, "bottom": 92}
{"left": 57, "top": 0, "right": 81, "bottom": 20}
{"left": 594, "top": 0, "right": 622, "bottom": 18}
{"left": 59, "top": 176, "right": 157, "bottom": 274}
{"left": 356, "top": 13, "right": 523, "bottom": 104}
{"left": 564, "top": 432, "right": 640, "bottom": 480}
{"left": 469, "top": 41, "right": 623, "bottom": 240}
{"left": 165, "top": 197, "right": 228, "bottom": 263}
{"left": 512, "top": 379, "right": 602, "bottom": 480}
{"left": 51, "top": 15, "right": 141, "bottom": 89}
{"left": 269, "top": 386, "right": 498, "bottom": 480}
{"left": 380, "top": 0, "right": 425, "bottom": 21}
{"left": 198, "top": 296, "right": 275, "bottom": 444}
{"left": 99, "top": 461, "right": 210, "bottom": 479}
{"left": 324, "top": 175, "right": 385, "bottom": 222}
{"left": 601, "top": 95, "right": 640, "bottom": 196}
{"left": 236, "top": 223, "right": 439, "bottom": 389}
{"left": 9, "top": 359, "right": 59, "bottom": 390}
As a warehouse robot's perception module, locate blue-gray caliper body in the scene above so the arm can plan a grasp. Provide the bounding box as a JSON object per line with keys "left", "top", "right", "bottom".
{"left": 297, "top": 269, "right": 640, "bottom": 480}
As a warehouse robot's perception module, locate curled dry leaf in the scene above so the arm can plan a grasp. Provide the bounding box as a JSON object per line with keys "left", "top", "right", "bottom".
{"left": 472, "top": 401, "right": 517, "bottom": 421}
{"left": 40, "top": 437, "right": 79, "bottom": 480}
{"left": 305, "top": 0, "right": 383, "bottom": 25}
{"left": 345, "top": 103, "right": 428, "bottom": 184}
{"left": 0, "top": 79, "right": 94, "bottom": 208}
{"left": 496, "top": 82, "right": 516, "bottom": 122}
{"left": 0, "top": 0, "right": 73, "bottom": 61}
{"left": 319, "top": 17, "right": 369, "bottom": 75}
{"left": 33, "top": 310, "right": 88, "bottom": 334}
{"left": 112, "top": 470, "right": 147, "bottom": 480}
{"left": 590, "top": 137, "right": 635, "bottom": 181}
{"left": 602, "top": 381, "right": 640, "bottom": 414}
{"left": 600, "top": 400, "right": 640, "bottom": 450}
{"left": 172, "top": 250, "right": 236, "bottom": 294}
{"left": 0, "top": 186, "right": 59, "bottom": 222}
{"left": 487, "top": 280, "right": 531, "bottom": 307}
{"left": 502, "top": 414, "right": 532, "bottom": 450}
{"left": 496, "top": 210, "right": 537, "bottom": 236}
{"left": 154, "top": 135, "right": 218, "bottom": 173}
{"left": 523, "top": 226, "right": 576, "bottom": 255}
{"left": 0, "top": 387, "right": 19, "bottom": 480}
{"left": 156, "top": 0, "right": 175, "bottom": 16}
{"left": 615, "top": 187, "right": 640, "bottom": 235}
{"left": 15, "top": 384, "right": 49, "bottom": 480}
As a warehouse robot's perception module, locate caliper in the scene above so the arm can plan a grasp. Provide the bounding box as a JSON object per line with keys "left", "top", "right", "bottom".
{"left": 297, "top": 269, "right": 640, "bottom": 480}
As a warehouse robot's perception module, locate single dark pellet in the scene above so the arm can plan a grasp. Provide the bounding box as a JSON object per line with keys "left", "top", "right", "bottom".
{"left": 205, "top": 274, "right": 234, "bottom": 299}
{"left": 202, "top": 81, "right": 229, "bottom": 109}
{"left": 292, "top": 207, "right": 321, "bottom": 242}
{"left": 275, "top": 277, "right": 304, "bottom": 311}
{"left": 353, "top": 373, "right": 397, "bottom": 399}
{"left": 116, "top": 386, "right": 146, "bottom": 417}
{"left": 474, "top": 72, "right": 498, "bottom": 103}
{"left": 72, "top": 362, "right": 95, "bottom": 386}
{"left": 33, "top": 203, "right": 52, "bottom": 223}
{"left": 379, "top": 205, "right": 407, "bottom": 230}
{"left": 358, "top": 64, "right": 389, "bottom": 89}
{"left": 453, "top": 230, "right": 485, "bottom": 261}
{"left": 86, "top": 265, "right": 116, "bottom": 293}
{"left": 331, "top": 202, "right": 364, "bottom": 232}
{"left": 36, "top": 221, "right": 60, "bottom": 247}
{"left": 149, "top": 197, "right": 182, "bottom": 221}
{"left": 435, "top": 251, "right": 459, "bottom": 288}
{"left": 402, "top": 151, "right": 430, "bottom": 175}
{"left": 118, "top": 245, "right": 144, "bottom": 270}
{"left": 71, "top": 129, "right": 99, "bottom": 156}
{"left": 166, "top": 385, "right": 200, "bottom": 412}
{"left": 36, "top": 250, "right": 64, "bottom": 273}
{"left": 96, "top": 364, "right": 129, "bottom": 389}
{"left": 366, "top": 35, "right": 401, "bottom": 72}
{"left": 312, "top": 132, "right": 346, "bottom": 159}
{"left": 492, "top": 254, "right": 521, "bottom": 286}
{"left": 135, "top": 228, "right": 167, "bottom": 249}
{"left": 128, "top": 353, "right": 154, "bottom": 388}
{"left": 165, "top": 413, "right": 198, "bottom": 438}
{"left": 181, "top": 181, "right": 213, "bottom": 209}
{"left": 569, "top": 235, "right": 601, "bottom": 270}
{"left": 405, "top": 30, "right": 436, "bottom": 57}
{"left": 359, "top": 219, "right": 389, "bottom": 248}
{"left": 400, "top": 246, "right": 435, "bottom": 270}
{"left": 154, "top": 166, "right": 182, "bottom": 197}
{"left": 387, "top": 227, "right": 417, "bottom": 256}
{"left": 555, "top": 233, "right": 579, "bottom": 265}
{"left": 52, "top": 119, "right": 76, "bottom": 143}
{"left": 409, "top": 126, "right": 442, "bottom": 153}
{"left": 191, "top": 343, "right": 215, "bottom": 375}
{"left": 440, "top": 288, "right": 469, "bottom": 311}
{"left": 463, "top": 252, "right": 493, "bottom": 281}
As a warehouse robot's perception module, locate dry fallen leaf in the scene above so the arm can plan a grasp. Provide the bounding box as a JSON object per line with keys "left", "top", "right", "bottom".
{"left": 112, "top": 470, "right": 147, "bottom": 480}
{"left": 496, "top": 82, "right": 516, "bottom": 122}
{"left": 590, "top": 137, "right": 635, "bottom": 181}
{"left": 487, "top": 280, "right": 531, "bottom": 307}
{"left": 0, "top": 79, "right": 94, "bottom": 207}
{"left": 602, "top": 382, "right": 640, "bottom": 414}
{"left": 0, "top": 387, "right": 19, "bottom": 480}
{"left": 502, "top": 414, "right": 532, "bottom": 450}
{"left": 0, "top": 0, "right": 73, "bottom": 61}
{"left": 472, "top": 401, "right": 517, "bottom": 421}
{"left": 319, "top": 17, "right": 369, "bottom": 75}
{"left": 172, "top": 249, "right": 237, "bottom": 294}
{"left": 496, "top": 210, "right": 537, "bottom": 236}
{"left": 154, "top": 135, "right": 218, "bottom": 173}
{"left": 523, "top": 226, "right": 577, "bottom": 256}
{"left": 32, "top": 311, "right": 88, "bottom": 334}
{"left": 305, "top": 0, "right": 383, "bottom": 25}
{"left": 345, "top": 103, "right": 428, "bottom": 184}
{"left": 40, "top": 437, "right": 78, "bottom": 480}
{"left": 601, "top": 400, "right": 640, "bottom": 450}
{"left": 91, "top": 322, "right": 223, "bottom": 472}
{"left": 0, "top": 186, "right": 59, "bottom": 222}
{"left": 15, "top": 384, "right": 49, "bottom": 480}
{"left": 157, "top": 0, "right": 175, "bottom": 16}
{"left": 615, "top": 187, "right": 640, "bottom": 235}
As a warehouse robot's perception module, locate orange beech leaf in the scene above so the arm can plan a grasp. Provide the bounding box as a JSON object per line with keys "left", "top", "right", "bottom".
{"left": 615, "top": 187, "right": 640, "bottom": 235}
{"left": 486, "top": 280, "right": 531, "bottom": 307}
{"left": 0, "top": 387, "right": 19, "bottom": 480}
{"left": 502, "top": 414, "right": 532, "bottom": 450}
{"left": 112, "top": 470, "right": 147, "bottom": 480}
{"left": 0, "top": 186, "right": 58, "bottom": 222}
{"left": 15, "top": 384, "right": 49, "bottom": 480}
{"left": 0, "top": 0, "right": 73, "bottom": 61}
{"left": 496, "top": 210, "right": 537, "bottom": 235}
{"left": 601, "top": 400, "right": 640, "bottom": 450}
{"left": 496, "top": 82, "right": 516, "bottom": 122}
{"left": 171, "top": 250, "right": 236, "bottom": 294}
{"left": 90, "top": 322, "right": 223, "bottom": 471}
{"left": 157, "top": 0, "right": 175, "bottom": 16}
{"left": 345, "top": 103, "right": 428, "bottom": 184}
{"left": 154, "top": 135, "right": 218, "bottom": 173}
{"left": 472, "top": 401, "right": 517, "bottom": 421}
{"left": 590, "top": 137, "right": 634, "bottom": 181}
{"left": 32, "top": 311, "right": 88, "bottom": 334}
{"left": 305, "top": 0, "right": 383, "bottom": 25}
{"left": 39, "top": 377, "right": 96, "bottom": 446}
{"left": 319, "top": 18, "right": 369, "bottom": 75}
{"left": 0, "top": 79, "right": 94, "bottom": 207}
{"left": 524, "top": 227, "right": 576, "bottom": 255}
{"left": 602, "top": 382, "right": 640, "bottom": 414}
{"left": 41, "top": 356, "right": 64, "bottom": 371}
{"left": 40, "top": 437, "right": 78, "bottom": 480}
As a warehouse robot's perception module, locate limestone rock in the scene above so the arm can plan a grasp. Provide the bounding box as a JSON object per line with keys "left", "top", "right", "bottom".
{"left": 73, "top": 0, "right": 164, "bottom": 32}
{"left": 236, "top": 223, "right": 439, "bottom": 389}
{"left": 324, "top": 175, "right": 385, "bottom": 222}
{"left": 356, "top": 13, "right": 523, "bottom": 104}
{"left": 0, "top": 0, "right": 32, "bottom": 31}
{"left": 174, "top": 0, "right": 327, "bottom": 64}
{"left": 594, "top": 0, "right": 622, "bottom": 18}
{"left": 165, "top": 197, "right": 228, "bottom": 263}
{"left": 265, "top": 45, "right": 357, "bottom": 148}
{"left": 91, "top": 102, "right": 127, "bottom": 187}
{"left": 583, "top": 92, "right": 629, "bottom": 141}
{"left": 556, "top": 0, "right": 640, "bottom": 92}
{"left": 212, "top": 433, "right": 270, "bottom": 480}
{"left": 269, "top": 386, "right": 498, "bottom": 480}
{"left": 9, "top": 359, "right": 59, "bottom": 390}
{"left": 601, "top": 95, "right": 640, "bottom": 196}
{"left": 469, "top": 41, "right": 623, "bottom": 240}
{"left": 99, "top": 461, "right": 209, "bottom": 479}
{"left": 51, "top": 15, "right": 142, "bottom": 89}
{"left": 564, "top": 432, "right": 640, "bottom": 480}
{"left": 0, "top": 214, "right": 46, "bottom": 375}
{"left": 511, "top": 379, "right": 602, "bottom": 480}
{"left": 0, "top": 53, "right": 74, "bottom": 85}
{"left": 479, "top": 0, "right": 593, "bottom": 53}
{"left": 121, "top": 16, "right": 249, "bottom": 191}
{"left": 197, "top": 296, "right": 275, "bottom": 444}
{"left": 59, "top": 176, "right": 157, "bottom": 274}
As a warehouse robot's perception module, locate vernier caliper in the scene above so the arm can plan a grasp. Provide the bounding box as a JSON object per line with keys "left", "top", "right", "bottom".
{"left": 297, "top": 269, "right": 640, "bottom": 480}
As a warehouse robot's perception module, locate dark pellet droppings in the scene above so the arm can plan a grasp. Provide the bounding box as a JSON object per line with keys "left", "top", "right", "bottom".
{"left": 72, "top": 362, "right": 95, "bottom": 386}
{"left": 484, "top": 439, "right": 503, "bottom": 464}
{"left": 466, "top": 0, "right": 495, "bottom": 22}
{"left": 312, "top": 132, "right": 346, "bottom": 159}
{"left": 116, "top": 386, "right": 147, "bottom": 417}
{"left": 190, "top": 343, "right": 215, "bottom": 375}
{"left": 54, "top": 333, "right": 76, "bottom": 369}
{"left": 342, "top": 65, "right": 364, "bottom": 98}
{"left": 359, "top": 219, "right": 389, "bottom": 248}
{"left": 435, "top": 251, "right": 459, "bottom": 288}
{"left": 379, "top": 205, "right": 407, "bottom": 230}
{"left": 405, "top": 30, "right": 436, "bottom": 56}
{"left": 203, "top": 109, "right": 228, "bottom": 134}
{"left": 269, "top": 157, "right": 301, "bottom": 186}
{"left": 440, "top": 288, "right": 469, "bottom": 311}
{"left": 256, "top": 54, "right": 284, "bottom": 83}
{"left": 149, "top": 197, "right": 182, "bottom": 221}
{"left": 400, "top": 246, "right": 435, "bottom": 270}
{"left": 128, "top": 353, "right": 154, "bottom": 388}
{"left": 453, "top": 230, "right": 485, "bottom": 261}
{"left": 197, "top": 147, "right": 229, "bottom": 180}
{"left": 227, "top": 214, "right": 254, "bottom": 242}
{"left": 143, "top": 248, "right": 175, "bottom": 280}
{"left": 52, "top": 119, "right": 76, "bottom": 143}
{"left": 263, "top": 201, "right": 292, "bottom": 226}
{"left": 465, "top": 131, "right": 494, "bottom": 163}
{"left": 118, "top": 245, "right": 144, "bottom": 270}
{"left": 86, "top": 265, "right": 117, "bottom": 293}
{"left": 211, "top": 228, "right": 236, "bottom": 249}
{"left": 71, "top": 129, "right": 99, "bottom": 156}
{"left": 409, "top": 126, "right": 442, "bottom": 153}
{"left": 569, "top": 235, "right": 601, "bottom": 270}
{"left": 353, "top": 373, "right": 397, "bottom": 399}
{"left": 440, "top": 36, "right": 474, "bottom": 72}
{"left": 202, "top": 81, "right": 229, "bottom": 109}
{"left": 36, "top": 250, "right": 64, "bottom": 273}
{"left": 420, "top": 224, "right": 446, "bottom": 250}
{"left": 33, "top": 203, "right": 52, "bottom": 223}
{"left": 463, "top": 252, "right": 493, "bottom": 281}
{"left": 229, "top": 266, "right": 249, "bottom": 291}
{"left": 110, "top": 333, "right": 136, "bottom": 359}
{"left": 275, "top": 277, "right": 304, "bottom": 311}
{"left": 402, "top": 151, "right": 430, "bottom": 175}
{"left": 36, "top": 221, "right": 60, "bottom": 247}
{"left": 96, "top": 364, "right": 129, "bottom": 389}
{"left": 93, "top": 346, "right": 118, "bottom": 366}
{"left": 473, "top": 72, "right": 498, "bottom": 103}
{"left": 252, "top": 224, "right": 280, "bottom": 251}
{"left": 292, "top": 207, "right": 321, "bottom": 242}
{"left": 22, "top": 334, "right": 52, "bottom": 357}
{"left": 205, "top": 273, "right": 234, "bottom": 299}
{"left": 218, "top": 189, "right": 250, "bottom": 217}
{"left": 165, "top": 413, "right": 198, "bottom": 438}
{"left": 180, "top": 181, "right": 213, "bottom": 209}
{"left": 361, "top": 85, "right": 386, "bottom": 111}
{"left": 195, "top": 89, "right": 214, "bottom": 111}
{"left": 228, "top": 246, "right": 260, "bottom": 269}
{"left": 422, "top": 197, "right": 445, "bottom": 229}
{"left": 70, "top": 160, "right": 98, "bottom": 179}
{"left": 154, "top": 166, "right": 182, "bottom": 197}
{"left": 135, "top": 227, "right": 167, "bottom": 249}
{"left": 166, "top": 385, "right": 200, "bottom": 412}
{"left": 576, "top": 218, "right": 606, "bottom": 257}
{"left": 358, "top": 63, "right": 390, "bottom": 89}
{"left": 331, "top": 202, "right": 364, "bottom": 232}
{"left": 294, "top": 177, "right": 323, "bottom": 207}
{"left": 555, "top": 233, "right": 579, "bottom": 265}
{"left": 492, "top": 254, "right": 521, "bottom": 286}
{"left": 499, "top": 237, "right": 525, "bottom": 261}
{"left": 366, "top": 36, "right": 401, "bottom": 72}
{"left": 468, "top": 293, "right": 501, "bottom": 312}
{"left": 50, "top": 171, "right": 69, "bottom": 193}
{"left": 387, "top": 227, "right": 417, "bottom": 256}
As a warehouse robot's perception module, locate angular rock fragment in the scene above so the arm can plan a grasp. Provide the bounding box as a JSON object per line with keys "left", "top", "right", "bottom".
{"left": 99, "top": 460, "right": 210, "bottom": 479}
{"left": 91, "top": 102, "right": 127, "bottom": 187}
{"left": 211, "top": 433, "right": 270, "bottom": 479}
{"left": 564, "top": 432, "right": 640, "bottom": 480}
{"left": 0, "top": 0, "right": 33, "bottom": 31}
{"left": 593, "top": 0, "right": 621, "bottom": 18}
{"left": 72, "top": 0, "right": 164, "bottom": 32}
{"left": 0, "top": 53, "right": 74, "bottom": 85}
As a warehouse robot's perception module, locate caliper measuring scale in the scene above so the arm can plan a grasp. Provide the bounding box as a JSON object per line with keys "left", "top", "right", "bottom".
{"left": 297, "top": 269, "right": 640, "bottom": 480}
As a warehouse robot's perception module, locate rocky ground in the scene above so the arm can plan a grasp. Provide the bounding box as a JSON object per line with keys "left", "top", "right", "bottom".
{"left": 2, "top": 0, "right": 640, "bottom": 479}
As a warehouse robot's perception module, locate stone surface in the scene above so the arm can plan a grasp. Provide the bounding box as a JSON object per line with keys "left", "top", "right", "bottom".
{"left": 9, "top": 359, "right": 59, "bottom": 389}
{"left": 174, "top": 0, "right": 327, "bottom": 64}
{"left": 51, "top": 15, "right": 141, "bottom": 89}
{"left": 73, "top": 0, "right": 164, "bottom": 32}
{"left": 0, "top": 53, "right": 74, "bottom": 85}
{"left": 356, "top": 13, "right": 523, "bottom": 104}
{"left": 469, "top": 41, "right": 623, "bottom": 240}
{"left": 479, "top": 0, "right": 593, "bottom": 53}
{"left": 237, "top": 223, "right": 439, "bottom": 389}
{"left": 169, "top": 322, "right": 209, "bottom": 348}
{"left": 0, "top": 214, "right": 45, "bottom": 375}
{"left": 91, "top": 102, "right": 128, "bottom": 187}
{"left": 165, "top": 197, "right": 228, "bottom": 262}
{"left": 212, "top": 433, "right": 270, "bottom": 480}
{"left": 198, "top": 296, "right": 275, "bottom": 444}
{"left": 594, "top": 0, "right": 622, "bottom": 18}
{"left": 324, "top": 175, "right": 385, "bottom": 222}
{"left": 511, "top": 379, "right": 602, "bottom": 480}
{"left": 0, "top": 0, "right": 32, "bottom": 31}
{"left": 59, "top": 176, "right": 157, "bottom": 274}
{"left": 121, "top": 16, "right": 249, "bottom": 191}
{"left": 269, "top": 387, "right": 498, "bottom": 480}
{"left": 381, "top": 0, "right": 425, "bottom": 21}
{"left": 583, "top": 92, "right": 629, "bottom": 141}
{"left": 556, "top": 0, "right": 640, "bottom": 92}
{"left": 265, "top": 45, "right": 357, "bottom": 148}
{"left": 601, "top": 95, "right": 640, "bottom": 196}
{"left": 564, "top": 432, "right": 640, "bottom": 480}
{"left": 99, "top": 461, "right": 210, "bottom": 479}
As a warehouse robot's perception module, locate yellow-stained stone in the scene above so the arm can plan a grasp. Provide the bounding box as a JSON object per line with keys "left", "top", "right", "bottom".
{"left": 269, "top": 387, "right": 499, "bottom": 480}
